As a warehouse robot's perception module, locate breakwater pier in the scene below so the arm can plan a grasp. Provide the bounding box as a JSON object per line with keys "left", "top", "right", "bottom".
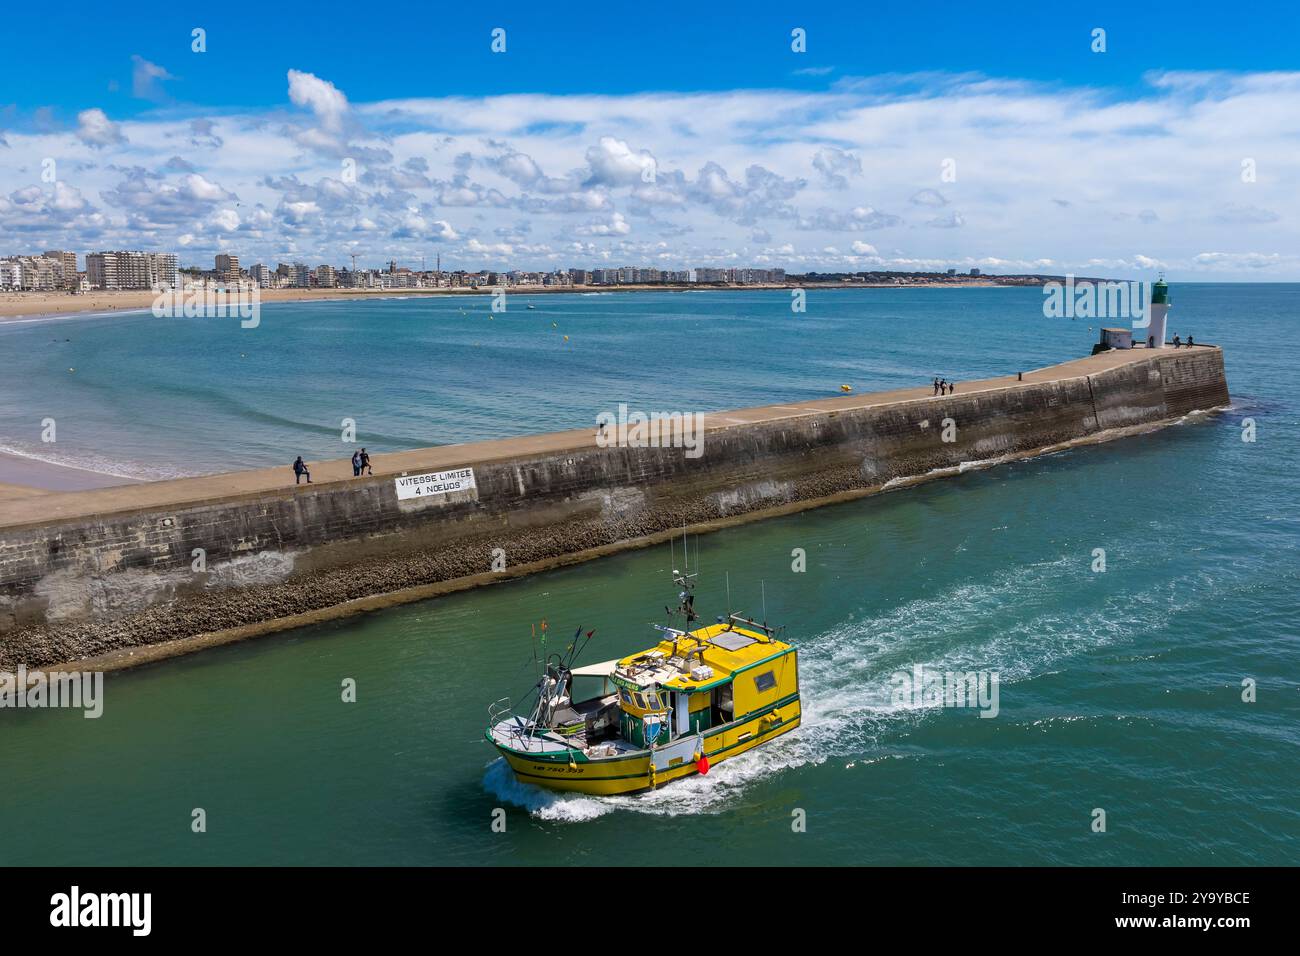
{"left": 0, "top": 345, "right": 1229, "bottom": 670}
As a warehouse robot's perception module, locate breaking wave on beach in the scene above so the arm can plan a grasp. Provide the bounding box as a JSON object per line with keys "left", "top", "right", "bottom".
{"left": 0, "top": 440, "right": 194, "bottom": 483}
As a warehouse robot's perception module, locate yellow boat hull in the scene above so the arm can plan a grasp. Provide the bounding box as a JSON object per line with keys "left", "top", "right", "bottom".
{"left": 496, "top": 700, "right": 800, "bottom": 796}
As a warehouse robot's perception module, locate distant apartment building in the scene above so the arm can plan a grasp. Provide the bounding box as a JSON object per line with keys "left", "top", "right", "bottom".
{"left": 249, "top": 263, "right": 273, "bottom": 288}
{"left": 277, "top": 262, "right": 311, "bottom": 288}
{"left": 0, "top": 259, "right": 18, "bottom": 290}
{"left": 970, "top": 268, "right": 981, "bottom": 276}
{"left": 381, "top": 269, "right": 419, "bottom": 289}
{"left": 86, "top": 250, "right": 176, "bottom": 289}
{"left": 43, "top": 250, "right": 79, "bottom": 290}
{"left": 215, "top": 254, "right": 240, "bottom": 283}
{"left": 569, "top": 268, "right": 589, "bottom": 285}
{"left": 731, "top": 268, "right": 785, "bottom": 285}
{"left": 0, "top": 255, "right": 65, "bottom": 291}
{"left": 340, "top": 268, "right": 379, "bottom": 289}
{"left": 150, "top": 253, "right": 178, "bottom": 289}
{"left": 315, "top": 264, "right": 336, "bottom": 288}
{"left": 695, "top": 268, "right": 727, "bottom": 283}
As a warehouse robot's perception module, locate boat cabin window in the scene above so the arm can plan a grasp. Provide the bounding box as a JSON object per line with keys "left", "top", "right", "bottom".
{"left": 710, "top": 683, "right": 734, "bottom": 726}
{"left": 621, "top": 688, "right": 667, "bottom": 712}
{"left": 754, "top": 671, "right": 777, "bottom": 693}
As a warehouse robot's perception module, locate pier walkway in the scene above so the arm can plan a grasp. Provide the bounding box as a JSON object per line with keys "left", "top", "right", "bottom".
{"left": 0, "top": 347, "right": 1201, "bottom": 530}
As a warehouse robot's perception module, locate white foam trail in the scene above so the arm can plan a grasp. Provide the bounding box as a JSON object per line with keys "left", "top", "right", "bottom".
{"left": 880, "top": 452, "right": 1023, "bottom": 490}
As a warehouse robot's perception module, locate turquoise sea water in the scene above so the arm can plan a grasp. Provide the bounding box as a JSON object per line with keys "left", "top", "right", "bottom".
{"left": 0, "top": 285, "right": 1259, "bottom": 478}
{"left": 1, "top": 285, "right": 1297, "bottom": 865}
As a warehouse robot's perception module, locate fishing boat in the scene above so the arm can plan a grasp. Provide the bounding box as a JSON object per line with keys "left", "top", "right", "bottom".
{"left": 486, "top": 555, "right": 800, "bottom": 795}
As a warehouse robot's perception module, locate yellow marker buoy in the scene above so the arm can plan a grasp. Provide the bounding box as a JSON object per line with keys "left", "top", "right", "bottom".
{"left": 840, "top": 384, "right": 852, "bottom": 393}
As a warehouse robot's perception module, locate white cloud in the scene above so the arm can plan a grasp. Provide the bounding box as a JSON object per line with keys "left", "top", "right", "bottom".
{"left": 926, "top": 212, "right": 965, "bottom": 228}
{"left": 0, "top": 70, "right": 1295, "bottom": 276}
{"left": 812, "top": 147, "right": 861, "bottom": 189}
{"left": 1214, "top": 203, "right": 1280, "bottom": 224}
{"left": 209, "top": 208, "right": 241, "bottom": 232}
{"left": 131, "top": 55, "right": 174, "bottom": 100}
{"left": 287, "top": 70, "right": 349, "bottom": 133}
{"left": 585, "top": 137, "right": 656, "bottom": 186}
{"left": 183, "top": 174, "right": 231, "bottom": 202}
{"left": 574, "top": 211, "right": 631, "bottom": 237}
{"left": 280, "top": 200, "right": 321, "bottom": 224}
{"left": 910, "top": 189, "right": 948, "bottom": 207}
{"left": 75, "top": 108, "right": 126, "bottom": 148}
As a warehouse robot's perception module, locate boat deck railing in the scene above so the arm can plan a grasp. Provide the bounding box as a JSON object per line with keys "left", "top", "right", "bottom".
{"left": 487, "top": 697, "right": 514, "bottom": 729}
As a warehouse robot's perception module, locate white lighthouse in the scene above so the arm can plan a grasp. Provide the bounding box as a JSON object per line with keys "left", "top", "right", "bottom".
{"left": 1145, "top": 277, "right": 1170, "bottom": 348}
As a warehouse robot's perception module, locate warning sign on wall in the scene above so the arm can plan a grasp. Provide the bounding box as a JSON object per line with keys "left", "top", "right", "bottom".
{"left": 394, "top": 467, "right": 476, "bottom": 501}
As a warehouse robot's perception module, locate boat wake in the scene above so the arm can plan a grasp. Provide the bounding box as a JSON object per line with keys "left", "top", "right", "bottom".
{"left": 485, "top": 554, "right": 1182, "bottom": 823}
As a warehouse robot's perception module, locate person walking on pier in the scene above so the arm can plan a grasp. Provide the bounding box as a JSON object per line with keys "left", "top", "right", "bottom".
{"left": 293, "top": 456, "right": 312, "bottom": 485}
{"left": 933, "top": 378, "right": 941, "bottom": 396}
{"left": 949, "top": 380, "right": 957, "bottom": 393}
{"left": 1187, "top": 335, "right": 1195, "bottom": 347}
{"left": 359, "top": 448, "right": 372, "bottom": 475}
{"left": 1172, "top": 334, "right": 1181, "bottom": 348}
{"left": 352, "top": 450, "right": 362, "bottom": 477}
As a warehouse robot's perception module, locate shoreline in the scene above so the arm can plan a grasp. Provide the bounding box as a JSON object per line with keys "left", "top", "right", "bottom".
{"left": 0, "top": 450, "right": 139, "bottom": 496}
{"left": 0, "top": 281, "right": 1005, "bottom": 323}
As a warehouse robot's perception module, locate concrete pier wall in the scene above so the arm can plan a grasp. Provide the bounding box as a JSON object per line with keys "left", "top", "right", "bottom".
{"left": 0, "top": 346, "right": 1229, "bottom": 668}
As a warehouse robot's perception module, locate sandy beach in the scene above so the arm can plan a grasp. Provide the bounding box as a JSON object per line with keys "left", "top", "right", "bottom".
{"left": 0, "top": 450, "right": 138, "bottom": 497}
{"left": 0, "top": 281, "right": 1001, "bottom": 323}
{"left": 0, "top": 287, "right": 440, "bottom": 322}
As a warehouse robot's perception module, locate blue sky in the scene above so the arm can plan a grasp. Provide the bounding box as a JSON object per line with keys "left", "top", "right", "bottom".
{"left": 4, "top": 0, "right": 1295, "bottom": 115}
{"left": 1, "top": 0, "right": 1297, "bottom": 277}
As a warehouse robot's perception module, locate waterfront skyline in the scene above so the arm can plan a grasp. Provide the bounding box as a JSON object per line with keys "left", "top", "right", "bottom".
{"left": 1, "top": 5, "right": 1298, "bottom": 280}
